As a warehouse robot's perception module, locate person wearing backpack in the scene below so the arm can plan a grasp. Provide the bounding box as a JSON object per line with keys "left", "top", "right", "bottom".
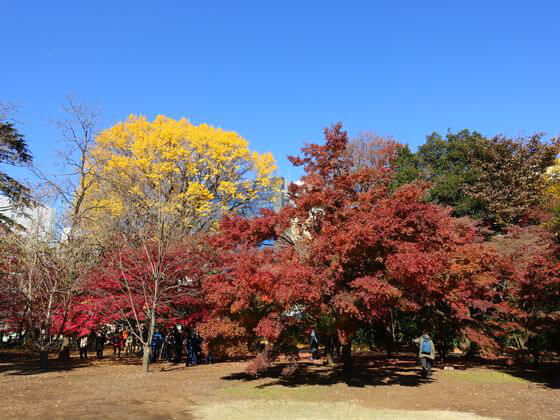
{"left": 310, "top": 329, "right": 320, "bottom": 360}
{"left": 413, "top": 331, "right": 436, "bottom": 377}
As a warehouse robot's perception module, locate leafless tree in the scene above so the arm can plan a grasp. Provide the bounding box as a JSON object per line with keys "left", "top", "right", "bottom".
{"left": 13, "top": 96, "right": 104, "bottom": 368}
{"left": 32, "top": 96, "right": 101, "bottom": 239}
{"left": 0, "top": 101, "right": 18, "bottom": 123}
{"left": 345, "top": 131, "right": 401, "bottom": 171}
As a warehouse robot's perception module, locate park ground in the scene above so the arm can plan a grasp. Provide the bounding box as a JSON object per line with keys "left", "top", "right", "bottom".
{"left": 0, "top": 350, "right": 559, "bottom": 420}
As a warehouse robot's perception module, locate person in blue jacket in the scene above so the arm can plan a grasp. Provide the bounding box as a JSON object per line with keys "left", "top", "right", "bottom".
{"left": 150, "top": 330, "right": 163, "bottom": 363}
{"left": 187, "top": 330, "right": 199, "bottom": 366}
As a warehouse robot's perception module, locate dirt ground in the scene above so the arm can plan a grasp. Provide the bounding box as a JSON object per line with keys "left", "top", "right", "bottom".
{"left": 1, "top": 350, "right": 559, "bottom": 420}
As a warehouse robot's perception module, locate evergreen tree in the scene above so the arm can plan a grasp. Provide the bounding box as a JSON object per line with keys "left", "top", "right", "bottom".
{"left": 0, "top": 121, "right": 33, "bottom": 229}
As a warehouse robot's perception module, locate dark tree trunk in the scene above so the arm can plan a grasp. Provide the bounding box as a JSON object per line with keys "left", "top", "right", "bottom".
{"left": 385, "top": 311, "right": 398, "bottom": 357}
{"left": 58, "top": 347, "right": 70, "bottom": 362}
{"left": 39, "top": 350, "right": 49, "bottom": 370}
{"left": 385, "top": 332, "right": 394, "bottom": 358}
{"left": 342, "top": 343, "right": 352, "bottom": 373}
{"left": 325, "top": 336, "right": 335, "bottom": 366}
{"left": 16, "top": 320, "right": 25, "bottom": 343}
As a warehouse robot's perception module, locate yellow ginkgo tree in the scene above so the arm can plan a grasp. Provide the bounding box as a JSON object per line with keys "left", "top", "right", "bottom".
{"left": 78, "top": 115, "right": 276, "bottom": 373}
{"left": 85, "top": 114, "right": 276, "bottom": 237}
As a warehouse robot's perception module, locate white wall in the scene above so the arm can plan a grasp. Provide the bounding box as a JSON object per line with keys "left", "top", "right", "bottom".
{"left": 0, "top": 196, "right": 56, "bottom": 239}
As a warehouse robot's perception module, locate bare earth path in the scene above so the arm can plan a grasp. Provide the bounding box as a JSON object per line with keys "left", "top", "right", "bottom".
{"left": 1, "top": 351, "right": 558, "bottom": 420}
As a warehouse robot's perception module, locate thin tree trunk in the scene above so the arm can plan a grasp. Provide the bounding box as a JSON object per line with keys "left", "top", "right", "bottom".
{"left": 385, "top": 311, "right": 398, "bottom": 357}
{"left": 142, "top": 308, "right": 157, "bottom": 374}
{"left": 142, "top": 343, "right": 150, "bottom": 374}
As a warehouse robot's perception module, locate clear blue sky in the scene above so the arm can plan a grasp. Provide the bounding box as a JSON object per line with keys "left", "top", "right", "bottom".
{"left": 2, "top": 1, "right": 559, "bottom": 183}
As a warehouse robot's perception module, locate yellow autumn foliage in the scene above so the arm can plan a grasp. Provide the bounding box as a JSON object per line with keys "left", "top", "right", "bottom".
{"left": 546, "top": 159, "right": 560, "bottom": 197}
{"left": 85, "top": 115, "right": 276, "bottom": 232}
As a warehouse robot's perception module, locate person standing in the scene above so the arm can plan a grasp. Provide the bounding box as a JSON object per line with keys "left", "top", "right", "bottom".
{"left": 183, "top": 331, "right": 190, "bottom": 367}
{"left": 58, "top": 335, "right": 71, "bottom": 361}
{"left": 173, "top": 327, "right": 182, "bottom": 363}
{"left": 119, "top": 330, "right": 126, "bottom": 355}
{"left": 95, "top": 331, "right": 105, "bottom": 360}
{"left": 79, "top": 334, "right": 89, "bottom": 360}
{"left": 151, "top": 330, "right": 163, "bottom": 363}
{"left": 164, "top": 331, "right": 174, "bottom": 362}
{"left": 112, "top": 330, "right": 122, "bottom": 357}
{"left": 413, "top": 331, "right": 436, "bottom": 377}
{"left": 125, "top": 331, "right": 134, "bottom": 355}
{"left": 186, "top": 330, "right": 198, "bottom": 367}
{"left": 122, "top": 329, "right": 129, "bottom": 354}
{"left": 310, "top": 329, "right": 319, "bottom": 360}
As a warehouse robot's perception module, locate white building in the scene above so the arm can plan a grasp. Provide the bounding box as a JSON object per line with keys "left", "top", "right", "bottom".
{"left": 0, "top": 196, "right": 56, "bottom": 239}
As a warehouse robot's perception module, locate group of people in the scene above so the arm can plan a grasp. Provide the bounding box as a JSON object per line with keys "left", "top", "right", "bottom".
{"left": 150, "top": 328, "right": 209, "bottom": 366}
{"left": 78, "top": 330, "right": 112, "bottom": 360}
{"left": 76, "top": 326, "right": 209, "bottom": 367}
{"left": 82, "top": 329, "right": 136, "bottom": 360}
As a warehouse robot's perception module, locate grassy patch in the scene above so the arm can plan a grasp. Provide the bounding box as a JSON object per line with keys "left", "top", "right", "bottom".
{"left": 197, "top": 401, "right": 501, "bottom": 420}
{"left": 220, "top": 380, "right": 332, "bottom": 402}
{"left": 442, "top": 369, "right": 529, "bottom": 384}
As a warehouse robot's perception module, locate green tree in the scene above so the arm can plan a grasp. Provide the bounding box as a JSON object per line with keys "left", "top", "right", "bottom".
{"left": 417, "top": 130, "right": 486, "bottom": 219}
{"left": 399, "top": 130, "right": 559, "bottom": 230}
{"left": 0, "top": 111, "right": 33, "bottom": 229}
{"left": 390, "top": 145, "right": 420, "bottom": 190}
{"left": 466, "top": 133, "right": 558, "bottom": 228}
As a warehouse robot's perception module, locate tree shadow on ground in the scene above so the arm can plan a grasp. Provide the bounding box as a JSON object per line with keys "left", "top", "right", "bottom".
{"left": 438, "top": 355, "right": 560, "bottom": 389}
{"left": 222, "top": 352, "right": 560, "bottom": 389}
{"left": 0, "top": 351, "right": 91, "bottom": 376}
{"left": 222, "top": 353, "right": 434, "bottom": 388}
{"left": 496, "top": 364, "right": 560, "bottom": 389}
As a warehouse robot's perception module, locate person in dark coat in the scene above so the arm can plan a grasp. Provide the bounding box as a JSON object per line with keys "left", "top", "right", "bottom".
{"left": 186, "top": 330, "right": 198, "bottom": 367}
{"left": 163, "top": 331, "right": 174, "bottom": 362}
{"left": 310, "top": 329, "right": 319, "bottom": 360}
{"left": 95, "top": 331, "right": 106, "bottom": 360}
{"left": 173, "top": 327, "right": 182, "bottom": 363}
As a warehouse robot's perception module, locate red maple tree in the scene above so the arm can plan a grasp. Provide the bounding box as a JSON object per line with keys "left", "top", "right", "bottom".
{"left": 202, "top": 123, "right": 513, "bottom": 373}
{"left": 72, "top": 240, "right": 205, "bottom": 372}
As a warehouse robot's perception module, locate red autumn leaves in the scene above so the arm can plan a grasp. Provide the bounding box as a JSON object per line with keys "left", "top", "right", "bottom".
{"left": 17, "top": 122, "right": 557, "bottom": 372}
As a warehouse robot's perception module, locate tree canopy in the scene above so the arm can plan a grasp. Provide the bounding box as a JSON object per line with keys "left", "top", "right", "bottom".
{"left": 0, "top": 121, "right": 33, "bottom": 228}
{"left": 200, "top": 124, "right": 517, "bottom": 373}
{"left": 394, "top": 130, "right": 559, "bottom": 230}
{"left": 84, "top": 115, "right": 277, "bottom": 238}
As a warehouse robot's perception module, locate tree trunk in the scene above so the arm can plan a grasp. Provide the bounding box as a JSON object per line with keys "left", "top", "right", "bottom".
{"left": 16, "top": 320, "right": 25, "bottom": 343}
{"left": 342, "top": 342, "right": 352, "bottom": 373}
{"left": 325, "top": 336, "right": 335, "bottom": 366}
{"left": 385, "top": 331, "right": 394, "bottom": 358}
{"left": 39, "top": 350, "right": 49, "bottom": 370}
{"left": 143, "top": 308, "right": 156, "bottom": 374}
{"left": 385, "top": 311, "right": 398, "bottom": 357}
{"left": 142, "top": 343, "right": 150, "bottom": 374}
